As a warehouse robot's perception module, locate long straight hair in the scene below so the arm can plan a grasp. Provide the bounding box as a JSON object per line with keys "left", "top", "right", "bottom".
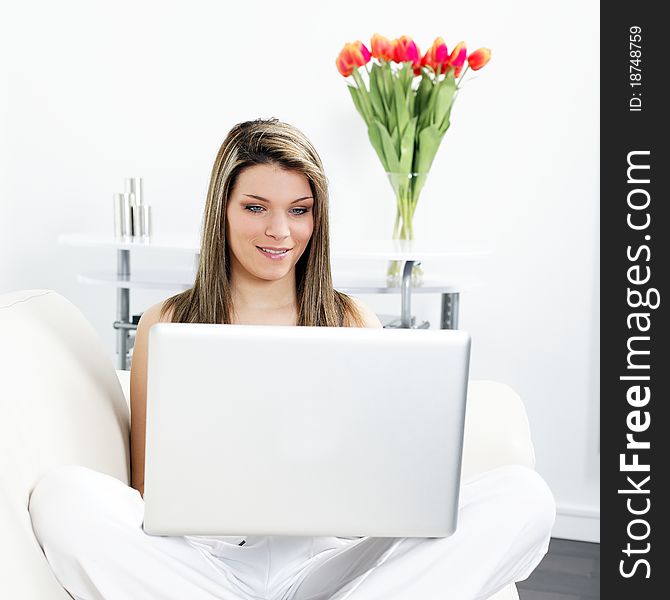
{"left": 160, "top": 118, "right": 365, "bottom": 327}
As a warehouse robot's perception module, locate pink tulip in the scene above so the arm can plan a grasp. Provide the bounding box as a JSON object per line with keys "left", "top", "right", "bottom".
{"left": 446, "top": 41, "right": 467, "bottom": 77}
{"left": 467, "top": 47, "right": 492, "bottom": 71}
{"left": 393, "top": 36, "right": 421, "bottom": 66}
{"left": 355, "top": 40, "right": 371, "bottom": 63}
{"left": 422, "top": 37, "right": 449, "bottom": 74}
{"left": 371, "top": 33, "right": 394, "bottom": 61}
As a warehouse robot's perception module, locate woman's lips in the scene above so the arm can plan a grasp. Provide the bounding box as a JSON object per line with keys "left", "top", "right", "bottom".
{"left": 257, "top": 246, "right": 292, "bottom": 260}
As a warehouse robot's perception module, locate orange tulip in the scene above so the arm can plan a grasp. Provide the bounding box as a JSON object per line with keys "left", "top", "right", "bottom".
{"left": 336, "top": 45, "right": 356, "bottom": 77}
{"left": 335, "top": 42, "right": 369, "bottom": 77}
{"left": 467, "top": 47, "right": 492, "bottom": 71}
{"left": 371, "top": 33, "right": 394, "bottom": 61}
{"left": 446, "top": 41, "right": 467, "bottom": 77}
{"left": 392, "top": 35, "right": 420, "bottom": 66}
{"left": 422, "top": 37, "right": 449, "bottom": 74}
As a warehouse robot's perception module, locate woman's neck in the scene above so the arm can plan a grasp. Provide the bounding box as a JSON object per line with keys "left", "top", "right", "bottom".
{"left": 230, "top": 271, "right": 297, "bottom": 313}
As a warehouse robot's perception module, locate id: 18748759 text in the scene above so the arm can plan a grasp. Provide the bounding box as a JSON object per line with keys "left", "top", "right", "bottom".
{"left": 629, "top": 26, "right": 643, "bottom": 112}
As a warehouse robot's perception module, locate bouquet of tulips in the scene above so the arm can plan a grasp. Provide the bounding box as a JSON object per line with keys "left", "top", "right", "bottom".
{"left": 336, "top": 34, "right": 491, "bottom": 247}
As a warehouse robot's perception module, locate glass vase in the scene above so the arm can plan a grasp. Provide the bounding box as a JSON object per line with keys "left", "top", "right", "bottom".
{"left": 386, "top": 172, "right": 429, "bottom": 287}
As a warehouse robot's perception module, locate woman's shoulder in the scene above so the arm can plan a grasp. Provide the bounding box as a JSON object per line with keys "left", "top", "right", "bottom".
{"left": 138, "top": 299, "right": 175, "bottom": 328}
{"left": 348, "top": 296, "right": 383, "bottom": 329}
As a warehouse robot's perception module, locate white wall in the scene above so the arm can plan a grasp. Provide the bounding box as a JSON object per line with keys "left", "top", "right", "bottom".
{"left": 0, "top": 0, "right": 599, "bottom": 541}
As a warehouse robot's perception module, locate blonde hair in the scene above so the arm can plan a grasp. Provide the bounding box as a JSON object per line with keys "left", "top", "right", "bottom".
{"left": 160, "top": 118, "right": 365, "bottom": 327}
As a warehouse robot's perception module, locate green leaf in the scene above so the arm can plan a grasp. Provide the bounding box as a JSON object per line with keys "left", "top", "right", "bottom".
{"left": 407, "top": 86, "right": 415, "bottom": 116}
{"left": 399, "top": 62, "right": 413, "bottom": 94}
{"left": 439, "top": 103, "right": 454, "bottom": 134}
{"left": 386, "top": 86, "right": 398, "bottom": 135}
{"left": 347, "top": 86, "right": 367, "bottom": 123}
{"left": 391, "top": 127, "right": 400, "bottom": 156}
{"left": 414, "top": 124, "right": 443, "bottom": 174}
{"left": 393, "top": 78, "right": 409, "bottom": 138}
{"left": 367, "top": 119, "right": 389, "bottom": 171}
{"left": 419, "top": 78, "right": 440, "bottom": 130}
{"left": 369, "top": 64, "right": 387, "bottom": 119}
{"left": 375, "top": 121, "right": 401, "bottom": 173}
{"left": 399, "top": 117, "right": 417, "bottom": 173}
{"left": 350, "top": 69, "right": 375, "bottom": 126}
{"left": 381, "top": 62, "right": 393, "bottom": 104}
{"left": 375, "top": 62, "right": 395, "bottom": 132}
{"left": 434, "top": 75, "right": 457, "bottom": 132}
{"left": 415, "top": 75, "right": 433, "bottom": 119}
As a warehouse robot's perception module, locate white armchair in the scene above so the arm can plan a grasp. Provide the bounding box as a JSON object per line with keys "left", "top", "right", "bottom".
{"left": 0, "top": 289, "right": 531, "bottom": 600}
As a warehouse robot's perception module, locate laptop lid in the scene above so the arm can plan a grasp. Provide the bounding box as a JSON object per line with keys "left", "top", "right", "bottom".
{"left": 142, "top": 323, "right": 470, "bottom": 538}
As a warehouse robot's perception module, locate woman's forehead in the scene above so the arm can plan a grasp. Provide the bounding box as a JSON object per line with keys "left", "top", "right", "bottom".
{"left": 234, "top": 164, "right": 312, "bottom": 202}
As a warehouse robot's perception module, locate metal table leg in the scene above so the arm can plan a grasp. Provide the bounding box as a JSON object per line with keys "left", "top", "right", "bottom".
{"left": 440, "top": 292, "right": 460, "bottom": 329}
{"left": 400, "top": 260, "right": 415, "bottom": 328}
{"left": 114, "top": 249, "right": 131, "bottom": 370}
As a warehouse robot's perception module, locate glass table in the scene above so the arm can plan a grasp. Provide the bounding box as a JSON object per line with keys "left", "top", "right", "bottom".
{"left": 59, "top": 234, "right": 487, "bottom": 369}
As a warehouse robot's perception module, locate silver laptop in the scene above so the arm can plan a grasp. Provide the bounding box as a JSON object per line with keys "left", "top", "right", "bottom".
{"left": 142, "top": 323, "right": 471, "bottom": 538}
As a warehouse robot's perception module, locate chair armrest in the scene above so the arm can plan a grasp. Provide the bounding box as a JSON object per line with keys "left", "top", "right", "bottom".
{"left": 116, "top": 369, "right": 131, "bottom": 410}
{"left": 461, "top": 380, "right": 536, "bottom": 479}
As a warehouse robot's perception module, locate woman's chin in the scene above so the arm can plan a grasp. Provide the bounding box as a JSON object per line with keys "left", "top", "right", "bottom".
{"left": 232, "top": 253, "right": 297, "bottom": 282}
{"left": 252, "top": 265, "right": 293, "bottom": 282}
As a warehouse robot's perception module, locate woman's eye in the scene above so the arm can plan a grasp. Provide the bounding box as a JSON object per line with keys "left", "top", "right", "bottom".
{"left": 244, "top": 205, "right": 310, "bottom": 216}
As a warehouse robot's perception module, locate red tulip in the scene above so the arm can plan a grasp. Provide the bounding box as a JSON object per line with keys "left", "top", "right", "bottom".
{"left": 371, "top": 33, "right": 394, "bottom": 61}
{"left": 467, "top": 47, "right": 492, "bottom": 71}
{"left": 335, "top": 42, "right": 369, "bottom": 77}
{"left": 446, "top": 41, "right": 467, "bottom": 77}
{"left": 422, "top": 37, "right": 449, "bottom": 74}
{"left": 392, "top": 36, "right": 421, "bottom": 66}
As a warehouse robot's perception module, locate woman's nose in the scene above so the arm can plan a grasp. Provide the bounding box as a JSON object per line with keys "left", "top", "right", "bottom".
{"left": 265, "top": 212, "right": 290, "bottom": 239}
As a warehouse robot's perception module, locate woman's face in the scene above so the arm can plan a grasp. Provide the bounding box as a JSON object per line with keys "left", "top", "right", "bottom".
{"left": 225, "top": 164, "right": 315, "bottom": 284}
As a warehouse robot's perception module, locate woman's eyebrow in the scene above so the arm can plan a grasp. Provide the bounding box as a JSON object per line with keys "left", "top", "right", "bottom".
{"left": 242, "top": 194, "right": 313, "bottom": 203}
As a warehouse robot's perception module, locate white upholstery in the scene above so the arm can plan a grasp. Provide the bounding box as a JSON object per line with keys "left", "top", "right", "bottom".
{"left": 0, "top": 289, "right": 526, "bottom": 600}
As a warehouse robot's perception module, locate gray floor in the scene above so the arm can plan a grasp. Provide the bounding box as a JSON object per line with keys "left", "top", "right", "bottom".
{"left": 517, "top": 538, "right": 599, "bottom": 600}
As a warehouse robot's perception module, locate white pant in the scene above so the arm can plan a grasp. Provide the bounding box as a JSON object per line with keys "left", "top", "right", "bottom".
{"left": 28, "top": 464, "right": 555, "bottom": 600}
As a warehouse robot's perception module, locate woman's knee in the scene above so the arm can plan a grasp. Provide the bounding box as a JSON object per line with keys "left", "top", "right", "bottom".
{"left": 29, "top": 464, "right": 139, "bottom": 552}
{"left": 497, "top": 465, "right": 556, "bottom": 542}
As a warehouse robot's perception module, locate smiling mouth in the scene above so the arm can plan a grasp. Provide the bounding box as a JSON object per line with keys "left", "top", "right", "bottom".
{"left": 256, "top": 246, "right": 291, "bottom": 255}
{"left": 257, "top": 246, "right": 292, "bottom": 255}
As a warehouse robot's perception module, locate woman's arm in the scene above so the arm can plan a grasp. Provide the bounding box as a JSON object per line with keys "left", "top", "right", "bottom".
{"left": 129, "top": 301, "right": 172, "bottom": 498}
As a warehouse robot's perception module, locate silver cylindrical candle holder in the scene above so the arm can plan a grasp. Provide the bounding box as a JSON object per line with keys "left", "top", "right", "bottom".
{"left": 131, "top": 204, "right": 142, "bottom": 239}
{"left": 125, "top": 177, "right": 143, "bottom": 205}
{"left": 122, "top": 192, "right": 133, "bottom": 238}
{"left": 122, "top": 177, "right": 145, "bottom": 238}
{"left": 135, "top": 177, "right": 143, "bottom": 205}
{"left": 113, "top": 193, "right": 124, "bottom": 238}
{"left": 140, "top": 204, "right": 152, "bottom": 238}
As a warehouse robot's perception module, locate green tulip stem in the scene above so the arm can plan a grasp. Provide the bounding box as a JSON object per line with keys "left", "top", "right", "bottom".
{"left": 392, "top": 180, "right": 416, "bottom": 241}
{"left": 392, "top": 207, "right": 401, "bottom": 240}
{"left": 456, "top": 64, "right": 470, "bottom": 89}
{"left": 351, "top": 68, "right": 374, "bottom": 124}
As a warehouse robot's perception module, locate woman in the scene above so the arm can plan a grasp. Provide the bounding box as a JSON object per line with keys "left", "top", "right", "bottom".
{"left": 29, "top": 118, "right": 555, "bottom": 600}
